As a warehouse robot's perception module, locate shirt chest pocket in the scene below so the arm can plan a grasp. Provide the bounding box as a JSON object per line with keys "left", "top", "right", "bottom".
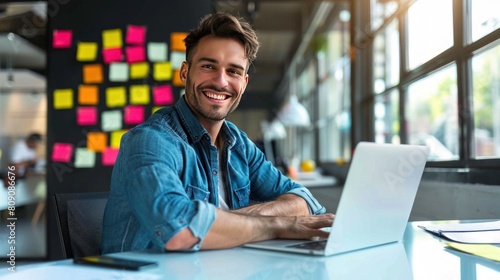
{"left": 186, "top": 185, "right": 210, "bottom": 202}
{"left": 233, "top": 183, "right": 250, "bottom": 208}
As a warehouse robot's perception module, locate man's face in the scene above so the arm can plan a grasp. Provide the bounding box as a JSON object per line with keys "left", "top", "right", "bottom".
{"left": 180, "top": 35, "right": 249, "bottom": 123}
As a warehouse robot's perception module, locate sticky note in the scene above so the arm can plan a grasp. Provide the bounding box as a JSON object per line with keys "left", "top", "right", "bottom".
{"left": 152, "top": 85, "right": 174, "bottom": 105}
{"left": 109, "top": 63, "right": 128, "bottom": 82}
{"left": 102, "top": 48, "right": 123, "bottom": 64}
{"left": 83, "top": 64, "right": 103, "bottom": 84}
{"left": 124, "top": 105, "right": 145, "bottom": 125}
{"left": 53, "top": 30, "right": 72, "bottom": 48}
{"left": 78, "top": 85, "right": 99, "bottom": 105}
{"left": 172, "top": 70, "right": 183, "bottom": 87}
{"left": 54, "top": 89, "right": 73, "bottom": 109}
{"left": 126, "top": 46, "right": 146, "bottom": 63}
{"left": 102, "top": 110, "right": 122, "bottom": 131}
{"left": 170, "top": 51, "right": 185, "bottom": 70}
{"left": 74, "top": 148, "right": 96, "bottom": 168}
{"left": 148, "top": 42, "right": 167, "bottom": 62}
{"left": 126, "top": 25, "right": 146, "bottom": 45}
{"left": 77, "top": 107, "right": 98, "bottom": 126}
{"left": 170, "top": 32, "right": 188, "bottom": 51}
{"left": 52, "top": 143, "right": 73, "bottom": 162}
{"left": 130, "top": 62, "right": 149, "bottom": 79}
{"left": 76, "top": 42, "right": 98, "bottom": 61}
{"left": 87, "top": 132, "right": 107, "bottom": 152}
{"left": 130, "top": 85, "right": 150, "bottom": 105}
{"left": 153, "top": 62, "right": 172, "bottom": 81}
{"left": 105, "top": 87, "right": 126, "bottom": 108}
{"left": 152, "top": 106, "right": 163, "bottom": 114}
{"left": 102, "top": 29, "right": 123, "bottom": 49}
{"left": 110, "top": 130, "right": 128, "bottom": 148}
{"left": 102, "top": 147, "right": 119, "bottom": 166}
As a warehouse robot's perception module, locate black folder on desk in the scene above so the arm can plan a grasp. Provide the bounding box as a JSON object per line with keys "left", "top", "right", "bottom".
{"left": 418, "top": 220, "right": 500, "bottom": 244}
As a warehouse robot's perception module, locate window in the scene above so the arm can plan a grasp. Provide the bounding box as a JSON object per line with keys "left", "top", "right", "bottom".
{"left": 407, "top": 0, "right": 453, "bottom": 70}
{"left": 406, "top": 65, "right": 459, "bottom": 161}
{"left": 470, "top": 0, "right": 500, "bottom": 42}
{"left": 374, "top": 89, "right": 400, "bottom": 144}
{"left": 472, "top": 43, "right": 500, "bottom": 158}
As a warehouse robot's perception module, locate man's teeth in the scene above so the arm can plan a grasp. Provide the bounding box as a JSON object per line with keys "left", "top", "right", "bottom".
{"left": 206, "top": 92, "right": 226, "bottom": 100}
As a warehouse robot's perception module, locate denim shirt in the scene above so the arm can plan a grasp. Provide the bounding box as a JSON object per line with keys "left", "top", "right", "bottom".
{"left": 101, "top": 96, "right": 326, "bottom": 254}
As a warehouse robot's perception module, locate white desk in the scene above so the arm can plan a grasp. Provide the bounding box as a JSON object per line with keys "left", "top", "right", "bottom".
{"left": 295, "top": 175, "right": 337, "bottom": 188}
{"left": 2, "top": 221, "right": 499, "bottom": 279}
{"left": 0, "top": 174, "right": 46, "bottom": 210}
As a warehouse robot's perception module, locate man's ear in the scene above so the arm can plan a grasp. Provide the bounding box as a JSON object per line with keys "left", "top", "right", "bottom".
{"left": 180, "top": 61, "right": 188, "bottom": 83}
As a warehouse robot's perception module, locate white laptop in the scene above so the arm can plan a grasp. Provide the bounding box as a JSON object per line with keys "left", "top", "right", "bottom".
{"left": 244, "top": 142, "right": 430, "bottom": 256}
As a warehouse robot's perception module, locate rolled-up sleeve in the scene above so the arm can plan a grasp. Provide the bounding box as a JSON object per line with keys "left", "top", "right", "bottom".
{"left": 287, "top": 186, "right": 326, "bottom": 215}
{"left": 184, "top": 200, "right": 216, "bottom": 251}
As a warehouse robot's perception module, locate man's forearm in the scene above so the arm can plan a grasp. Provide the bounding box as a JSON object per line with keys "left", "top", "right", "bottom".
{"left": 231, "top": 193, "right": 310, "bottom": 216}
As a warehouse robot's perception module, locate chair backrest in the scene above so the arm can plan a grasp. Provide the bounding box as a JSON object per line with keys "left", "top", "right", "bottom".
{"left": 53, "top": 192, "right": 109, "bottom": 259}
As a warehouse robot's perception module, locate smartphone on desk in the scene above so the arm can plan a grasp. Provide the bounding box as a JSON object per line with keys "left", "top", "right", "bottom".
{"left": 73, "top": 255, "right": 158, "bottom": 271}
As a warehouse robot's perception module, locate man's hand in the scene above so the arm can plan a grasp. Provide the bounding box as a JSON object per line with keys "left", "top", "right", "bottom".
{"left": 231, "top": 193, "right": 310, "bottom": 216}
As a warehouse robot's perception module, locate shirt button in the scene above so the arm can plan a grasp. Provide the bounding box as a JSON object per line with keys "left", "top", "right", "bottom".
{"left": 212, "top": 170, "right": 217, "bottom": 175}
{"left": 156, "top": 231, "right": 161, "bottom": 237}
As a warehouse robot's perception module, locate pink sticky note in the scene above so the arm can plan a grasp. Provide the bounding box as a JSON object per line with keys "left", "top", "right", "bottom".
{"left": 102, "top": 48, "right": 123, "bottom": 64}
{"left": 124, "top": 105, "right": 145, "bottom": 125}
{"left": 126, "top": 25, "right": 146, "bottom": 45}
{"left": 126, "top": 46, "right": 146, "bottom": 63}
{"left": 52, "top": 143, "right": 74, "bottom": 162}
{"left": 102, "top": 147, "right": 119, "bottom": 166}
{"left": 77, "top": 107, "right": 98, "bottom": 125}
{"left": 152, "top": 85, "right": 174, "bottom": 105}
{"left": 53, "top": 30, "right": 73, "bottom": 48}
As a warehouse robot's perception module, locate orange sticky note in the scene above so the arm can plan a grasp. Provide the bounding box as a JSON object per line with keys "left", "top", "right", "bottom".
{"left": 129, "top": 84, "right": 150, "bottom": 105}
{"left": 105, "top": 87, "right": 127, "bottom": 108}
{"left": 78, "top": 85, "right": 99, "bottom": 105}
{"left": 102, "top": 147, "right": 119, "bottom": 166}
{"left": 153, "top": 62, "right": 172, "bottom": 81}
{"left": 53, "top": 89, "right": 74, "bottom": 109}
{"left": 172, "top": 69, "right": 183, "bottom": 87}
{"left": 170, "top": 32, "right": 188, "bottom": 51}
{"left": 87, "top": 132, "right": 107, "bottom": 152}
{"left": 83, "top": 64, "right": 103, "bottom": 84}
{"left": 52, "top": 143, "right": 73, "bottom": 162}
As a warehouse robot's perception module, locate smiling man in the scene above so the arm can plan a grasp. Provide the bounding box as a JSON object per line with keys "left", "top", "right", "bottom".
{"left": 101, "top": 12, "right": 332, "bottom": 254}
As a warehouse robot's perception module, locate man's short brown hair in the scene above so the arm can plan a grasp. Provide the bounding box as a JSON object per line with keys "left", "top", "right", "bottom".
{"left": 184, "top": 12, "right": 260, "bottom": 69}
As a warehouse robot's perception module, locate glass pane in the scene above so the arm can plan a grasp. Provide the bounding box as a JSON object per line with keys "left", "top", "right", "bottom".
{"left": 472, "top": 43, "right": 500, "bottom": 158}
{"left": 406, "top": 65, "right": 459, "bottom": 161}
{"left": 374, "top": 89, "right": 400, "bottom": 144}
{"left": 407, "top": 0, "right": 453, "bottom": 69}
{"left": 470, "top": 0, "right": 500, "bottom": 43}
{"left": 373, "top": 19, "right": 400, "bottom": 93}
{"left": 371, "top": 0, "right": 399, "bottom": 31}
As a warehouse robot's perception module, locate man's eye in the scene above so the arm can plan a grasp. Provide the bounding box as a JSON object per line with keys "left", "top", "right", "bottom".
{"left": 229, "top": 70, "right": 242, "bottom": 75}
{"left": 202, "top": 65, "right": 215, "bottom": 69}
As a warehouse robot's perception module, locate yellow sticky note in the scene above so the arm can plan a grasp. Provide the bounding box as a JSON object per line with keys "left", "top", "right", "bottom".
{"left": 54, "top": 89, "right": 73, "bottom": 109}
{"left": 153, "top": 62, "right": 172, "bottom": 81}
{"left": 78, "top": 85, "right": 99, "bottom": 105}
{"left": 106, "top": 87, "right": 127, "bottom": 108}
{"left": 130, "top": 62, "right": 149, "bottom": 79}
{"left": 76, "top": 42, "right": 98, "bottom": 61}
{"left": 83, "top": 64, "right": 103, "bottom": 84}
{"left": 130, "top": 85, "right": 150, "bottom": 105}
{"left": 152, "top": 106, "right": 164, "bottom": 114}
{"left": 87, "top": 132, "right": 107, "bottom": 152}
{"left": 110, "top": 130, "right": 128, "bottom": 148}
{"left": 102, "top": 29, "right": 123, "bottom": 49}
{"left": 445, "top": 242, "right": 500, "bottom": 262}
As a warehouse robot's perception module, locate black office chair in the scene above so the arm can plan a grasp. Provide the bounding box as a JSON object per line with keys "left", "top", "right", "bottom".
{"left": 53, "top": 192, "right": 109, "bottom": 259}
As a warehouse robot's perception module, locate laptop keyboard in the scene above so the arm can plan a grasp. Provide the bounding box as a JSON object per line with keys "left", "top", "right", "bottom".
{"left": 286, "top": 240, "right": 327, "bottom": 250}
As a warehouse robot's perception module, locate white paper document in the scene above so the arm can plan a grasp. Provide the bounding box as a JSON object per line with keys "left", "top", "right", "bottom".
{"left": 418, "top": 220, "right": 500, "bottom": 244}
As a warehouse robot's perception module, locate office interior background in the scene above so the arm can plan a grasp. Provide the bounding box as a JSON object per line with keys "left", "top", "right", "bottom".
{"left": 0, "top": 0, "right": 499, "bottom": 260}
